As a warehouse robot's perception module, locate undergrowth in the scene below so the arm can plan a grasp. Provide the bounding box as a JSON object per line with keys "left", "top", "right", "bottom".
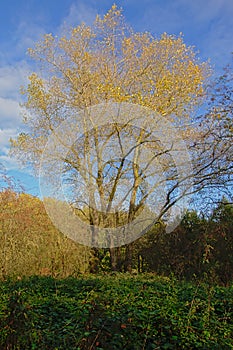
{"left": 0, "top": 274, "right": 232, "bottom": 349}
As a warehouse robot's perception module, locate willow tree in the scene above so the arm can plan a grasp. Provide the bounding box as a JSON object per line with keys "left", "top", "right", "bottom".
{"left": 11, "top": 5, "right": 210, "bottom": 272}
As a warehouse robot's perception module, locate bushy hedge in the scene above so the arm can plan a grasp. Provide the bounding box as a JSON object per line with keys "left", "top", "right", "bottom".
{"left": 0, "top": 274, "right": 232, "bottom": 349}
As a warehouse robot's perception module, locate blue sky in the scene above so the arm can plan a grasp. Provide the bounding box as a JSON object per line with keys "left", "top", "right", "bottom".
{"left": 0, "top": 0, "right": 233, "bottom": 196}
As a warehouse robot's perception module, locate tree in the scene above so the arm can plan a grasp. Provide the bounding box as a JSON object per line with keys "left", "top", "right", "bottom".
{"left": 11, "top": 5, "right": 212, "bottom": 272}
{"left": 193, "top": 56, "right": 233, "bottom": 209}
{"left": 135, "top": 204, "right": 233, "bottom": 284}
{"left": 208, "top": 198, "right": 233, "bottom": 284}
{"left": 139, "top": 211, "right": 207, "bottom": 278}
{"left": 0, "top": 190, "right": 90, "bottom": 278}
{"left": 0, "top": 163, "right": 22, "bottom": 193}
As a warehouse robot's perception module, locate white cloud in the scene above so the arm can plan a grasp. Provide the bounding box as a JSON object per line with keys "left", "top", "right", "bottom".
{"left": 62, "top": 1, "right": 97, "bottom": 28}
{"left": 0, "top": 97, "right": 22, "bottom": 128}
{"left": 0, "top": 61, "right": 29, "bottom": 132}
{"left": 0, "top": 128, "right": 20, "bottom": 171}
{"left": 1, "top": 15, "right": 47, "bottom": 65}
{"left": 0, "top": 63, "right": 29, "bottom": 99}
{"left": 0, "top": 128, "right": 18, "bottom": 149}
{"left": 15, "top": 20, "right": 47, "bottom": 55}
{"left": 0, "top": 154, "right": 21, "bottom": 171}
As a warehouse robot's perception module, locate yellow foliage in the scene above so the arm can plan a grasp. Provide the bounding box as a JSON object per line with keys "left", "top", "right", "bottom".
{"left": 11, "top": 4, "right": 210, "bottom": 166}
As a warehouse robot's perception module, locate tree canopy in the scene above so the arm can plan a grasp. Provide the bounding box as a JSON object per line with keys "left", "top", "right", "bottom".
{"left": 10, "top": 5, "right": 232, "bottom": 270}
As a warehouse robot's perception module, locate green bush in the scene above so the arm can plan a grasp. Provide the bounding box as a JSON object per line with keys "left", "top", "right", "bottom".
{"left": 0, "top": 275, "right": 232, "bottom": 349}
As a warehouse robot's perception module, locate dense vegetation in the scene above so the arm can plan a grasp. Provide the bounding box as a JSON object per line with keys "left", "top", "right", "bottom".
{"left": 1, "top": 187, "right": 232, "bottom": 349}
{"left": 1, "top": 189, "right": 232, "bottom": 285}
{"left": 0, "top": 6, "right": 232, "bottom": 349}
{"left": 0, "top": 275, "right": 232, "bottom": 349}
{"left": 0, "top": 189, "right": 91, "bottom": 278}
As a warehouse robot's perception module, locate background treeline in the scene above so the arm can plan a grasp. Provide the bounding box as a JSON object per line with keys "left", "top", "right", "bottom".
{"left": 1, "top": 189, "right": 232, "bottom": 285}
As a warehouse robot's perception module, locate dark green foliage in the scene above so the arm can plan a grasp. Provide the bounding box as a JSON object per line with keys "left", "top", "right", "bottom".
{"left": 0, "top": 275, "right": 232, "bottom": 349}
{"left": 135, "top": 201, "right": 233, "bottom": 285}
{"left": 209, "top": 199, "right": 233, "bottom": 284}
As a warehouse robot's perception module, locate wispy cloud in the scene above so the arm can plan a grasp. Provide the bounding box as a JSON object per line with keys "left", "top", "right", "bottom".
{"left": 14, "top": 20, "right": 47, "bottom": 55}
{"left": 0, "top": 154, "right": 21, "bottom": 171}
{"left": 0, "top": 129, "right": 17, "bottom": 149}
{"left": 0, "top": 62, "right": 29, "bottom": 151}
{"left": 0, "top": 62, "right": 29, "bottom": 98}
{"left": 139, "top": 0, "right": 233, "bottom": 71}
{"left": 0, "top": 97, "right": 21, "bottom": 127}
{"left": 0, "top": 128, "right": 19, "bottom": 170}
{"left": 0, "top": 61, "right": 29, "bottom": 172}
{"left": 178, "top": 0, "right": 233, "bottom": 23}
{"left": 61, "top": 1, "right": 97, "bottom": 29}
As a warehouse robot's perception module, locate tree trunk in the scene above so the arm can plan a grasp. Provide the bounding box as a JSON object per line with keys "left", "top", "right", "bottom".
{"left": 89, "top": 248, "right": 100, "bottom": 273}
{"left": 124, "top": 243, "right": 133, "bottom": 273}
{"left": 110, "top": 247, "right": 118, "bottom": 271}
{"left": 110, "top": 247, "right": 122, "bottom": 271}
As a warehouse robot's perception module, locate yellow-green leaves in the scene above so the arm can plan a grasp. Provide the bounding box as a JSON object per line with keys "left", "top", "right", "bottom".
{"left": 12, "top": 5, "right": 210, "bottom": 173}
